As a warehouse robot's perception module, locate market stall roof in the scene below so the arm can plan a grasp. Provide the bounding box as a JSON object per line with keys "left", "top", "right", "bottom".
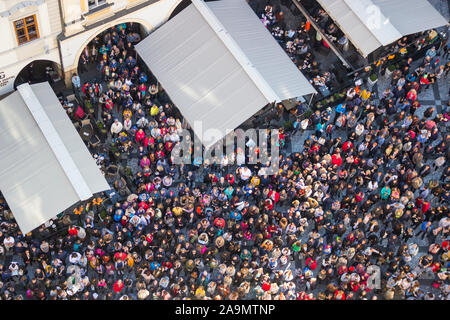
{"left": 135, "top": 0, "right": 316, "bottom": 148}
{"left": 0, "top": 82, "right": 110, "bottom": 234}
{"left": 316, "top": 0, "right": 448, "bottom": 57}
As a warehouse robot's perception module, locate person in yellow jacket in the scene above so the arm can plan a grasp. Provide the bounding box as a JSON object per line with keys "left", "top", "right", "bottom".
{"left": 195, "top": 285, "right": 206, "bottom": 299}
{"left": 360, "top": 89, "right": 371, "bottom": 101}
{"left": 73, "top": 206, "right": 83, "bottom": 215}
{"left": 150, "top": 104, "right": 159, "bottom": 117}
{"left": 92, "top": 197, "right": 103, "bottom": 206}
{"left": 127, "top": 254, "right": 134, "bottom": 269}
{"left": 250, "top": 176, "right": 260, "bottom": 187}
{"left": 123, "top": 108, "right": 132, "bottom": 119}
{"left": 173, "top": 206, "right": 183, "bottom": 217}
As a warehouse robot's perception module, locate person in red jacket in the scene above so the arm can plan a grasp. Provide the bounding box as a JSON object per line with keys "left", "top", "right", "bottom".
{"left": 332, "top": 153, "right": 342, "bottom": 166}
{"left": 268, "top": 190, "right": 279, "bottom": 203}
{"left": 265, "top": 199, "right": 273, "bottom": 210}
{"left": 68, "top": 226, "right": 78, "bottom": 237}
{"left": 305, "top": 257, "right": 317, "bottom": 270}
{"left": 406, "top": 89, "right": 417, "bottom": 102}
{"left": 334, "top": 289, "right": 346, "bottom": 300}
{"left": 421, "top": 201, "right": 430, "bottom": 214}
{"left": 419, "top": 74, "right": 430, "bottom": 90}
{"left": 114, "top": 252, "right": 127, "bottom": 261}
{"left": 155, "top": 149, "right": 165, "bottom": 159}
{"left": 226, "top": 174, "right": 235, "bottom": 185}
{"left": 342, "top": 141, "right": 353, "bottom": 153}
{"left": 355, "top": 191, "right": 364, "bottom": 203}
{"left": 113, "top": 279, "right": 123, "bottom": 294}
{"left": 105, "top": 98, "right": 113, "bottom": 111}
{"left": 136, "top": 128, "right": 145, "bottom": 144}
{"left": 309, "top": 143, "right": 320, "bottom": 154}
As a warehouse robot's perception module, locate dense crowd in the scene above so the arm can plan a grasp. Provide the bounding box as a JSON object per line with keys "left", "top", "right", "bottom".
{"left": 264, "top": 3, "right": 339, "bottom": 96}
{"left": 0, "top": 4, "right": 449, "bottom": 301}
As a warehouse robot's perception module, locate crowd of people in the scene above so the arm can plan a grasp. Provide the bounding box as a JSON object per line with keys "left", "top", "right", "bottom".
{"left": 0, "top": 2, "right": 449, "bottom": 301}
{"left": 263, "top": 3, "right": 339, "bottom": 96}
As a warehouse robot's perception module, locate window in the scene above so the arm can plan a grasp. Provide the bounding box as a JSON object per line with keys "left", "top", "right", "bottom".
{"left": 88, "top": 0, "right": 107, "bottom": 10}
{"left": 14, "top": 15, "right": 39, "bottom": 45}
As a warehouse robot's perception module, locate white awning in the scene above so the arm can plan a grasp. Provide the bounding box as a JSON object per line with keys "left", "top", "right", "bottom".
{"left": 135, "top": 0, "right": 316, "bottom": 148}
{"left": 0, "top": 82, "right": 110, "bottom": 234}
{"left": 317, "top": 0, "right": 448, "bottom": 57}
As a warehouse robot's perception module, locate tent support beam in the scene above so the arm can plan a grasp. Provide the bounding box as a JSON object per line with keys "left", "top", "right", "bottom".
{"left": 290, "top": 0, "right": 355, "bottom": 71}
{"left": 307, "top": 92, "right": 316, "bottom": 108}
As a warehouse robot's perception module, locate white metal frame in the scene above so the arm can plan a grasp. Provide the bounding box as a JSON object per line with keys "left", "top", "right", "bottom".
{"left": 17, "top": 83, "right": 93, "bottom": 201}
{"left": 191, "top": 0, "right": 279, "bottom": 103}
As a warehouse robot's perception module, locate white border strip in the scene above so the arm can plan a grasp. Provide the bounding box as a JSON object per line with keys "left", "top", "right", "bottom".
{"left": 17, "top": 83, "right": 93, "bottom": 201}
{"left": 191, "top": 0, "right": 280, "bottom": 103}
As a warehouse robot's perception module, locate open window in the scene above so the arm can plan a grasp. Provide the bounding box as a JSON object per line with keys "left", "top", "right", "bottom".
{"left": 14, "top": 15, "right": 39, "bottom": 46}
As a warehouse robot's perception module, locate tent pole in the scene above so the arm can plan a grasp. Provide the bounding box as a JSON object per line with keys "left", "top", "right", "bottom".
{"left": 307, "top": 92, "right": 316, "bottom": 109}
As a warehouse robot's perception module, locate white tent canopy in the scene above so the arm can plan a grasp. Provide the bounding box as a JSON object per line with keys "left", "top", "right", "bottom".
{"left": 0, "top": 82, "right": 110, "bottom": 234}
{"left": 135, "top": 0, "right": 316, "bottom": 148}
{"left": 317, "top": 0, "right": 448, "bottom": 57}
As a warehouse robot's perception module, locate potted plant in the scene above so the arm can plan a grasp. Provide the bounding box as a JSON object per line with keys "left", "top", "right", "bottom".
{"left": 368, "top": 73, "right": 378, "bottom": 86}
{"left": 125, "top": 166, "right": 133, "bottom": 178}
{"left": 110, "top": 145, "right": 120, "bottom": 161}
{"left": 385, "top": 64, "right": 396, "bottom": 77}
{"left": 284, "top": 120, "right": 293, "bottom": 130}
{"left": 97, "top": 120, "right": 108, "bottom": 142}
{"left": 114, "top": 149, "right": 121, "bottom": 161}
{"left": 337, "top": 91, "right": 346, "bottom": 103}
{"left": 84, "top": 99, "right": 94, "bottom": 114}
{"left": 303, "top": 110, "right": 313, "bottom": 119}
{"left": 328, "top": 98, "right": 335, "bottom": 106}
{"left": 98, "top": 209, "right": 108, "bottom": 222}
{"left": 121, "top": 166, "right": 134, "bottom": 188}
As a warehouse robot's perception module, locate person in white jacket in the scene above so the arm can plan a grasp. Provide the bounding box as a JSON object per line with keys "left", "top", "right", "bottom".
{"left": 136, "top": 116, "right": 148, "bottom": 129}
{"left": 110, "top": 119, "right": 123, "bottom": 138}
{"left": 123, "top": 118, "right": 132, "bottom": 131}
